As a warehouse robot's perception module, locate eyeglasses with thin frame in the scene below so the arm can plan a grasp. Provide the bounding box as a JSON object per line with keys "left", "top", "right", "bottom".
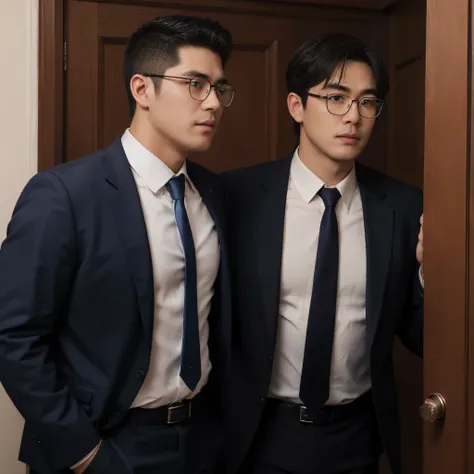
{"left": 142, "top": 74, "right": 235, "bottom": 108}
{"left": 307, "top": 92, "right": 384, "bottom": 119}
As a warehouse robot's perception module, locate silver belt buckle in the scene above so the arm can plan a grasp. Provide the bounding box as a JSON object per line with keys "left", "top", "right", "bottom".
{"left": 299, "top": 405, "right": 314, "bottom": 424}
{"left": 167, "top": 402, "right": 191, "bottom": 424}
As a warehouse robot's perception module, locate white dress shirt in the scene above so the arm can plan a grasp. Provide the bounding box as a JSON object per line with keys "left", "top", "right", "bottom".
{"left": 121, "top": 129, "right": 219, "bottom": 408}
{"left": 268, "top": 150, "right": 371, "bottom": 405}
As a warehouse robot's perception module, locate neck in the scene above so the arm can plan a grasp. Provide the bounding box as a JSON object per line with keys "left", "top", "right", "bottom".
{"left": 298, "top": 139, "right": 354, "bottom": 187}
{"left": 129, "top": 116, "right": 185, "bottom": 174}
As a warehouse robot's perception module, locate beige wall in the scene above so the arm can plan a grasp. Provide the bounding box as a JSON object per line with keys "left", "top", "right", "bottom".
{"left": 0, "top": 0, "right": 38, "bottom": 472}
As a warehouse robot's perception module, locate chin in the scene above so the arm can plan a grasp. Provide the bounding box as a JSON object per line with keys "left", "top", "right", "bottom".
{"left": 186, "top": 141, "right": 213, "bottom": 154}
{"left": 332, "top": 146, "right": 365, "bottom": 162}
{"left": 195, "top": 140, "right": 214, "bottom": 152}
{"left": 331, "top": 153, "right": 359, "bottom": 163}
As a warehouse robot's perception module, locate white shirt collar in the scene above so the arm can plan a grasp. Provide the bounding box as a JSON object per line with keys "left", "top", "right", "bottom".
{"left": 290, "top": 147, "right": 358, "bottom": 210}
{"left": 121, "top": 128, "right": 196, "bottom": 194}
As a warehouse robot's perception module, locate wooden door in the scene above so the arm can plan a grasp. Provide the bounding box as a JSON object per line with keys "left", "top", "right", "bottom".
{"left": 64, "top": 0, "right": 388, "bottom": 172}
{"left": 387, "top": 0, "right": 426, "bottom": 473}
{"left": 39, "top": 1, "right": 427, "bottom": 473}
{"left": 423, "top": 0, "right": 473, "bottom": 472}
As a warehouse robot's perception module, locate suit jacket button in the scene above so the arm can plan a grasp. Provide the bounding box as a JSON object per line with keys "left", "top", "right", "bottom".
{"left": 136, "top": 369, "right": 145, "bottom": 380}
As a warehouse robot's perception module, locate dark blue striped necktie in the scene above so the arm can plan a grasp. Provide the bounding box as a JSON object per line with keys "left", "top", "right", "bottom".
{"left": 167, "top": 174, "right": 201, "bottom": 391}
{"left": 299, "top": 186, "right": 341, "bottom": 411}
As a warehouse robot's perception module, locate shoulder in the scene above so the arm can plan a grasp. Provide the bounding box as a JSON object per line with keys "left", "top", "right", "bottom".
{"left": 220, "top": 155, "right": 292, "bottom": 191}
{"left": 10, "top": 149, "right": 113, "bottom": 221}
{"left": 357, "top": 163, "right": 422, "bottom": 200}
{"left": 357, "top": 163, "right": 423, "bottom": 220}
{"left": 48, "top": 149, "right": 106, "bottom": 183}
{"left": 18, "top": 148, "right": 106, "bottom": 200}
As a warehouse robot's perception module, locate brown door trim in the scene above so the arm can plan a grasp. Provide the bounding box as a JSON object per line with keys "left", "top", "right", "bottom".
{"left": 469, "top": 1, "right": 474, "bottom": 471}
{"left": 74, "top": 0, "right": 384, "bottom": 16}
{"left": 38, "top": 0, "right": 65, "bottom": 171}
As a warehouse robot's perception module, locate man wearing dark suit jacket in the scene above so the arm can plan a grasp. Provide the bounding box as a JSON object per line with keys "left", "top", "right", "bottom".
{"left": 222, "top": 33, "right": 423, "bottom": 474}
{"left": 0, "top": 15, "right": 235, "bottom": 474}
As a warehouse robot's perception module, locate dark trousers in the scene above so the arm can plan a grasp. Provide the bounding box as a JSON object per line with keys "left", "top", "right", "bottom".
{"left": 31, "top": 405, "right": 221, "bottom": 474}
{"left": 238, "top": 394, "right": 382, "bottom": 474}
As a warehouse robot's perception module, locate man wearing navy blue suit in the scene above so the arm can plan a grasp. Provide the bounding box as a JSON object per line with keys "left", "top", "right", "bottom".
{"left": 222, "top": 34, "right": 424, "bottom": 474}
{"left": 0, "top": 15, "right": 235, "bottom": 474}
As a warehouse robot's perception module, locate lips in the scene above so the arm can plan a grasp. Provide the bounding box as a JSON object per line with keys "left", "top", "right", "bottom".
{"left": 338, "top": 134, "right": 360, "bottom": 140}
{"left": 337, "top": 134, "right": 361, "bottom": 146}
{"left": 196, "top": 121, "right": 215, "bottom": 128}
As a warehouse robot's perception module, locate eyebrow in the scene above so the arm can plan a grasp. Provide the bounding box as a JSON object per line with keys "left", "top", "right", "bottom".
{"left": 322, "top": 82, "right": 378, "bottom": 96}
{"left": 181, "top": 70, "right": 228, "bottom": 84}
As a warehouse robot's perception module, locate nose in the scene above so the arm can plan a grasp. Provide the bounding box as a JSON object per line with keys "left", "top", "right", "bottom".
{"left": 342, "top": 100, "right": 361, "bottom": 125}
{"left": 202, "top": 87, "right": 222, "bottom": 112}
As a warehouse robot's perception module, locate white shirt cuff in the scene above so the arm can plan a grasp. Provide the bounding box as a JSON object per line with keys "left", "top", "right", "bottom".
{"left": 70, "top": 441, "right": 101, "bottom": 469}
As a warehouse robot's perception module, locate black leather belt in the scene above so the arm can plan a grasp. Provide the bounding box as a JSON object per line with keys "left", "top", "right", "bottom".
{"left": 126, "top": 393, "right": 203, "bottom": 426}
{"left": 266, "top": 390, "right": 373, "bottom": 424}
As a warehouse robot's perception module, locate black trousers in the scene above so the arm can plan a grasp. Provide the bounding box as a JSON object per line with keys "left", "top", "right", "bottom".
{"left": 31, "top": 405, "right": 221, "bottom": 474}
{"left": 238, "top": 395, "right": 382, "bottom": 474}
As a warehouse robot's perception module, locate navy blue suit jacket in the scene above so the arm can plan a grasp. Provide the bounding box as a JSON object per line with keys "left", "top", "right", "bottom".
{"left": 0, "top": 139, "right": 231, "bottom": 473}
{"left": 221, "top": 155, "right": 423, "bottom": 474}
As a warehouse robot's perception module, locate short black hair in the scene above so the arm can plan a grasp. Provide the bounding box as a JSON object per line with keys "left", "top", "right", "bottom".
{"left": 286, "top": 33, "right": 389, "bottom": 135}
{"left": 124, "top": 15, "right": 233, "bottom": 117}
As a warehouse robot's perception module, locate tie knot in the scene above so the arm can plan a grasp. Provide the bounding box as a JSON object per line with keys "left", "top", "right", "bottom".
{"left": 318, "top": 187, "right": 341, "bottom": 208}
{"left": 167, "top": 174, "right": 186, "bottom": 201}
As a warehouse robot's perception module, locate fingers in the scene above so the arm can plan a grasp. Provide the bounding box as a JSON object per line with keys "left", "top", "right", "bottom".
{"left": 418, "top": 214, "right": 423, "bottom": 242}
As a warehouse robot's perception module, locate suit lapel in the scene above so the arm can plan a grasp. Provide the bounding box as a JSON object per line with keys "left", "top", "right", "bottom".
{"left": 187, "top": 162, "right": 225, "bottom": 241}
{"left": 103, "top": 139, "right": 154, "bottom": 334}
{"left": 187, "top": 161, "right": 232, "bottom": 368}
{"left": 357, "top": 164, "right": 394, "bottom": 350}
{"left": 256, "top": 155, "right": 293, "bottom": 343}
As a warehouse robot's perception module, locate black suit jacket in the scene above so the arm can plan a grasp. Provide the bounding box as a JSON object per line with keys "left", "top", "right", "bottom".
{"left": 221, "top": 154, "right": 423, "bottom": 474}
{"left": 0, "top": 138, "right": 231, "bottom": 474}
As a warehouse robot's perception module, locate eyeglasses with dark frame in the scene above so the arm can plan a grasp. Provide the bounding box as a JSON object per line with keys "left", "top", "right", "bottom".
{"left": 142, "top": 74, "right": 235, "bottom": 108}
{"left": 307, "top": 92, "right": 384, "bottom": 119}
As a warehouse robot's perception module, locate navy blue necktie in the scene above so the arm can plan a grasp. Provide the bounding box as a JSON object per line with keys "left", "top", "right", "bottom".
{"left": 299, "top": 186, "right": 341, "bottom": 410}
{"left": 167, "top": 174, "right": 201, "bottom": 391}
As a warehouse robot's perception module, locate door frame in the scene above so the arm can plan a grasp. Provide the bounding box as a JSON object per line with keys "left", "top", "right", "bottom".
{"left": 38, "top": 0, "right": 64, "bottom": 171}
